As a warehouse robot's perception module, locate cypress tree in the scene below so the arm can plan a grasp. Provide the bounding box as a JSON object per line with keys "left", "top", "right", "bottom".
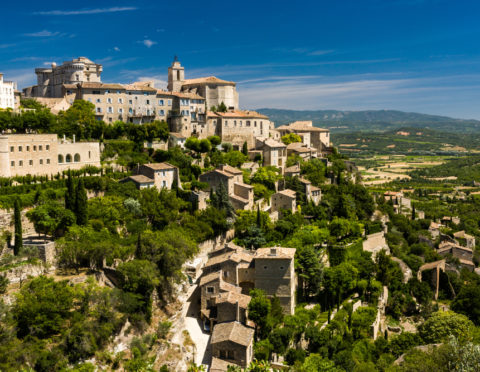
{"left": 65, "top": 170, "right": 75, "bottom": 211}
{"left": 242, "top": 141, "right": 248, "bottom": 156}
{"left": 75, "top": 178, "right": 88, "bottom": 226}
{"left": 256, "top": 205, "right": 262, "bottom": 228}
{"left": 411, "top": 204, "right": 416, "bottom": 220}
{"left": 13, "top": 198, "right": 22, "bottom": 256}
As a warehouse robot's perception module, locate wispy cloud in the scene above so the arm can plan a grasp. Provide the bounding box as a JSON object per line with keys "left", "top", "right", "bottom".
{"left": 139, "top": 39, "right": 157, "bottom": 48}
{"left": 308, "top": 49, "right": 335, "bottom": 56}
{"left": 24, "top": 30, "right": 60, "bottom": 37}
{"left": 34, "top": 7, "right": 137, "bottom": 16}
{"left": 114, "top": 46, "right": 120, "bottom": 52}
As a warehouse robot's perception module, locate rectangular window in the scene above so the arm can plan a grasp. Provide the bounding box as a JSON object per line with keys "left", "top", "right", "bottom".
{"left": 47, "top": 159, "right": 50, "bottom": 164}
{"left": 162, "top": 180, "right": 166, "bottom": 187}
{"left": 33, "top": 145, "right": 37, "bottom": 151}
{"left": 158, "top": 99, "right": 164, "bottom": 105}
{"left": 105, "top": 90, "right": 110, "bottom": 94}
{"left": 108, "top": 107, "right": 114, "bottom": 114}
{"left": 168, "top": 99, "right": 172, "bottom": 106}
{"left": 39, "top": 159, "right": 43, "bottom": 165}
{"left": 18, "top": 146, "right": 22, "bottom": 152}
{"left": 10, "top": 161, "right": 14, "bottom": 166}
{"left": 118, "top": 98, "right": 123, "bottom": 104}
{"left": 26, "top": 146, "right": 30, "bottom": 151}
{"left": 206, "top": 287, "right": 214, "bottom": 294}
{"left": 118, "top": 108, "right": 123, "bottom": 114}
{"left": 39, "top": 145, "right": 42, "bottom": 151}
{"left": 96, "top": 98, "right": 101, "bottom": 103}
{"left": 10, "top": 146, "right": 13, "bottom": 152}
{"left": 19, "top": 160, "right": 23, "bottom": 166}
{"left": 29, "top": 160, "right": 33, "bottom": 165}
{"left": 46, "top": 145, "right": 50, "bottom": 151}
{"left": 107, "top": 98, "right": 112, "bottom": 104}
{"left": 160, "top": 110, "right": 165, "bottom": 116}
{"left": 96, "top": 107, "right": 102, "bottom": 113}
{"left": 129, "top": 99, "right": 133, "bottom": 104}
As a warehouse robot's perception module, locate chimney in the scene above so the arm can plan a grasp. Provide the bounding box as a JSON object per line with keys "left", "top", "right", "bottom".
{"left": 63, "top": 134, "right": 66, "bottom": 142}
{"left": 73, "top": 134, "right": 75, "bottom": 143}
{"left": 236, "top": 301, "right": 240, "bottom": 322}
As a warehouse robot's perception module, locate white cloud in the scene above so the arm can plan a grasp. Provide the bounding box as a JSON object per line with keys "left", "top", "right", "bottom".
{"left": 35, "top": 7, "right": 137, "bottom": 16}
{"left": 1, "top": 69, "right": 36, "bottom": 88}
{"left": 140, "top": 39, "right": 157, "bottom": 48}
{"left": 24, "top": 30, "right": 59, "bottom": 37}
{"left": 114, "top": 46, "right": 120, "bottom": 52}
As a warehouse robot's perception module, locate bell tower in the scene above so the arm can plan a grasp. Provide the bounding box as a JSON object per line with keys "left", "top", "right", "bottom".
{"left": 167, "top": 56, "right": 185, "bottom": 92}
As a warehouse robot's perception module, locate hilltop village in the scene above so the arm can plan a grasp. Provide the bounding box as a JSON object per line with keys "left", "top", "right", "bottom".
{"left": 1, "top": 59, "right": 480, "bottom": 372}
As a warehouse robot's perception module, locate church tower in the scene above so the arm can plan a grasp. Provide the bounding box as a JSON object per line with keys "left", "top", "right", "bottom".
{"left": 167, "top": 57, "right": 185, "bottom": 92}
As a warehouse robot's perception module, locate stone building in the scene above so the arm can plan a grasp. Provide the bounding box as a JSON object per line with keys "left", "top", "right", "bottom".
{"left": 199, "top": 165, "right": 254, "bottom": 210}
{"left": 0, "top": 73, "right": 16, "bottom": 109}
{"left": 168, "top": 58, "right": 239, "bottom": 109}
{"left": 276, "top": 121, "right": 331, "bottom": 154}
{"left": 24, "top": 57, "right": 102, "bottom": 98}
{"left": 286, "top": 142, "right": 317, "bottom": 161}
{"left": 210, "top": 322, "right": 254, "bottom": 368}
{"left": 256, "top": 138, "right": 287, "bottom": 174}
{"left": 453, "top": 230, "right": 475, "bottom": 249}
{"left": 253, "top": 247, "right": 297, "bottom": 315}
{"left": 209, "top": 110, "right": 273, "bottom": 148}
{"left": 271, "top": 189, "right": 297, "bottom": 217}
{"left": 121, "top": 162, "right": 180, "bottom": 190}
{"left": 0, "top": 134, "right": 100, "bottom": 177}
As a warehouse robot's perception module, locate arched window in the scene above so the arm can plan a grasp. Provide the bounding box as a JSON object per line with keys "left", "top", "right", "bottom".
{"left": 66, "top": 154, "right": 72, "bottom": 163}
{"left": 58, "top": 154, "right": 64, "bottom": 163}
{"left": 74, "top": 153, "right": 80, "bottom": 162}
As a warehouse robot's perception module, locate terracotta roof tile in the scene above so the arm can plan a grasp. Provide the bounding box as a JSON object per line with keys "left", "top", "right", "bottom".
{"left": 254, "top": 247, "right": 296, "bottom": 259}
{"left": 183, "top": 76, "right": 236, "bottom": 86}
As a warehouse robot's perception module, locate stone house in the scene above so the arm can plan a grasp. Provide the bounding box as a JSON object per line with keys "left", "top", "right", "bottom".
{"left": 286, "top": 142, "right": 317, "bottom": 161}
{"left": 437, "top": 241, "right": 473, "bottom": 262}
{"left": 271, "top": 189, "right": 297, "bottom": 217}
{"left": 298, "top": 177, "right": 321, "bottom": 205}
{"left": 284, "top": 164, "right": 301, "bottom": 178}
{"left": 168, "top": 132, "right": 186, "bottom": 149}
{"left": 210, "top": 321, "right": 255, "bottom": 368}
{"left": 199, "top": 165, "right": 254, "bottom": 210}
{"left": 453, "top": 230, "right": 475, "bottom": 249}
{"left": 125, "top": 162, "right": 180, "bottom": 190}
{"left": 429, "top": 221, "right": 442, "bottom": 239}
{"left": 253, "top": 247, "right": 297, "bottom": 315}
{"left": 276, "top": 121, "right": 331, "bottom": 154}
{"left": 256, "top": 138, "right": 287, "bottom": 174}
{"left": 241, "top": 162, "right": 259, "bottom": 176}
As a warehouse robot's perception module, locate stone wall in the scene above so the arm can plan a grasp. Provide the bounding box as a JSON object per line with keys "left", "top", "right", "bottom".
{"left": 0, "top": 207, "right": 36, "bottom": 237}
{"left": 363, "top": 231, "right": 390, "bottom": 259}
{"left": 2, "top": 262, "right": 46, "bottom": 284}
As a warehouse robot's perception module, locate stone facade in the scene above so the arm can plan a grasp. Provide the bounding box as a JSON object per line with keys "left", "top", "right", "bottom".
{"left": 210, "top": 322, "right": 254, "bottom": 368}
{"left": 271, "top": 189, "right": 297, "bottom": 217}
{"left": 122, "top": 162, "right": 180, "bottom": 190}
{"left": 363, "top": 231, "right": 390, "bottom": 259}
{"left": 276, "top": 121, "right": 331, "bottom": 154}
{"left": 199, "top": 165, "right": 254, "bottom": 210}
{"left": 0, "top": 134, "right": 100, "bottom": 177}
{"left": 0, "top": 73, "right": 16, "bottom": 109}
{"left": 256, "top": 138, "right": 287, "bottom": 173}
{"left": 253, "top": 247, "right": 296, "bottom": 315}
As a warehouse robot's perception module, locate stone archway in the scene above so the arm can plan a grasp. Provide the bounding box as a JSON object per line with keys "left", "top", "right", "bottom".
{"left": 417, "top": 259, "right": 446, "bottom": 300}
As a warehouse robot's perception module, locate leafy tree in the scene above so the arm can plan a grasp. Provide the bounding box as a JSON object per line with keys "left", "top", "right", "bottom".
{"left": 217, "top": 101, "right": 227, "bottom": 112}
{"left": 281, "top": 133, "right": 302, "bottom": 145}
{"left": 248, "top": 289, "right": 271, "bottom": 340}
{"left": 75, "top": 178, "right": 88, "bottom": 226}
{"left": 13, "top": 197, "right": 22, "bottom": 255}
{"left": 27, "top": 201, "right": 76, "bottom": 238}
{"left": 451, "top": 282, "right": 480, "bottom": 325}
{"left": 117, "top": 260, "right": 160, "bottom": 322}
{"left": 301, "top": 354, "right": 344, "bottom": 372}
{"left": 296, "top": 245, "right": 323, "bottom": 300}
{"left": 211, "top": 182, "right": 235, "bottom": 217}
{"left": 418, "top": 311, "right": 474, "bottom": 343}
{"left": 14, "top": 276, "right": 74, "bottom": 338}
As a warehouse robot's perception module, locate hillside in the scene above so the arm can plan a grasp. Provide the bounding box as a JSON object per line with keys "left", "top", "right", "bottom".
{"left": 332, "top": 127, "right": 480, "bottom": 156}
{"left": 258, "top": 108, "right": 480, "bottom": 133}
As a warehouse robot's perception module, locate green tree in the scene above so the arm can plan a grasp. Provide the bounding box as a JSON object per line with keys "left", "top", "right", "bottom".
{"left": 418, "top": 311, "right": 474, "bottom": 343}
{"left": 13, "top": 197, "right": 22, "bottom": 255}
{"left": 451, "top": 282, "right": 480, "bottom": 325}
{"left": 242, "top": 141, "right": 248, "bottom": 156}
{"left": 217, "top": 101, "right": 227, "bottom": 112}
{"left": 27, "top": 201, "right": 76, "bottom": 238}
{"left": 65, "top": 170, "right": 75, "bottom": 211}
{"left": 281, "top": 133, "right": 302, "bottom": 145}
{"left": 248, "top": 289, "right": 271, "bottom": 340}
{"left": 211, "top": 182, "right": 235, "bottom": 217}
{"left": 14, "top": 276, "right": 74, "bottom": 338}
{"left": 75, "top": 178, "right": 88, "bottom": 226}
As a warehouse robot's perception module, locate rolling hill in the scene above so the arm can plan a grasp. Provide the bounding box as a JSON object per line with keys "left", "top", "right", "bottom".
{"left": 257, "top": 108, "right": 480, "bottom": 133}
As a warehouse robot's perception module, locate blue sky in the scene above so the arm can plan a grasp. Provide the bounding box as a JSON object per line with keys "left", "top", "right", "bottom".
{"left": 2, "top": 0, "right": 480, "bottom": 119}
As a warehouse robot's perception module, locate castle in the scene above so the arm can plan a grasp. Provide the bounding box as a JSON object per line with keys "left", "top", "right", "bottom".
{"left": 23, "top": 57, "right": 275, "bottom": 148}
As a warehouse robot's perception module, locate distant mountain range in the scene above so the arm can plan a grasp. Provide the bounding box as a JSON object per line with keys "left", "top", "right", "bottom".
{"left": 257, "top": 108, "right": 480, "bottom": 133}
